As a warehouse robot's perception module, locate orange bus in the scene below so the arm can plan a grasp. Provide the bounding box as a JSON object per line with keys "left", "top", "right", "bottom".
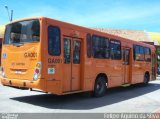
{"left": 0, "top": 17, "right": 157, "bottom": 97}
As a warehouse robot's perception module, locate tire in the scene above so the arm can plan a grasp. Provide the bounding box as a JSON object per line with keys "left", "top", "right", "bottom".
{"left": 144, "top": 74, "right": 149, "bottom": 85}
{"left": 93, "top": 77, "right": 107, "bottom": 97}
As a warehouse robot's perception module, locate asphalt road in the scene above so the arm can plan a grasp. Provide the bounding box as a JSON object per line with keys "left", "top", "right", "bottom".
{"left": 0, "top": 79, "right": 160, "bottom": 113}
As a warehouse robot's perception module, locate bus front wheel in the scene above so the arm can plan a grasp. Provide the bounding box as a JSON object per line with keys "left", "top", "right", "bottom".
{"left": 93, "top": 77, "right": 107, "bottom": 97}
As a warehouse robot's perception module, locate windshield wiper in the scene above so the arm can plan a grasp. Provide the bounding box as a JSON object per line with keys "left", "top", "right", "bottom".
{"left": 13, "top": 42, "right": 24, "bottom": 47}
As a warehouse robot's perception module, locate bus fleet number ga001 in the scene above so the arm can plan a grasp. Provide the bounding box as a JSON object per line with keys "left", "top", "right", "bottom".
{"left": 48, "top": 58, "right": 63, "bottom": 64}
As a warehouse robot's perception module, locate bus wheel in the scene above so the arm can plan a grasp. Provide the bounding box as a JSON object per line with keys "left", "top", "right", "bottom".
{"left": 144, "top": 74, "right": 149, "bottom": 85}
{"left": 93, "top": 77, "right": 107, "bottom": 97}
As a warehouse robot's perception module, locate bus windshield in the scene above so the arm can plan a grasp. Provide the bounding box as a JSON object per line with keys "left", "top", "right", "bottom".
{"left": 4, "top": 20, "right": 40, "bottom": 45}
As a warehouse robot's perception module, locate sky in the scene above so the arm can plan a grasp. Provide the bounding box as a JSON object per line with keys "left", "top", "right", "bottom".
{"left": 0, "top": 0, "right": 160, "bottom": 32}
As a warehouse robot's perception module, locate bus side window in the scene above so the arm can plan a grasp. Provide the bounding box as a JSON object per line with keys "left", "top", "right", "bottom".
{"left": 144, "top": 47, "right": 151, "bottom": 62}
{"left": 102, "top": 38, "right": 110, "bottom": 58}
{"left": 135, "top": 45, "right": 140, "bottom": 60}
{"left": 110, "top": 39, "right": 121, "bottom": 60}
{"left": 92, "top": 35, "right": 110, "bottom": 59}
{"left": 92, "top": 36, "right": 101, "bottom": 58}
{"left": 48, "top": 26, "right": 61, "bottom": 56}
{"left": 86, "top": 34, "right": 92, "bottom": 58}
{"left": 140, "top": 46, "right": 144, "bottom": 60}
{"left": 134, "top": 45, "right": 144, "bottom": 61}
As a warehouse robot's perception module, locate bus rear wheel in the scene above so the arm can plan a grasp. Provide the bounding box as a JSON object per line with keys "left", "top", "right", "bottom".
{"left": 144, "top": 73, "right": 149, "bottom": 85}
{"left": 93, "top": 77, "right": 107, "bottom": 97}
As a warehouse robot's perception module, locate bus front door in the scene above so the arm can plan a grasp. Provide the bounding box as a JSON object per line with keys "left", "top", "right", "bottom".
{"left": 123, "top": 48, "right": 130, "bottom": 84}
{"left": 63, "top": 37, "right": 81, "bottom": 92}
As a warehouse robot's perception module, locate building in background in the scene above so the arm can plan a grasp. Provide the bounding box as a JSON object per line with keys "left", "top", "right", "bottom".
{"left": 149, "top": 32, "right": 160, "bottom": 63}
{"left": 92, "top": 28, "right": 157, "bottom": 44}
{"left": 149, "top": 32, "right": 160, "bottom": 44}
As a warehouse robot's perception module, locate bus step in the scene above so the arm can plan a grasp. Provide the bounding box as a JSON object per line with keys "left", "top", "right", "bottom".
{"left": 121, "top": 84, "right": 131, "bottom": 87}
{"left": 63, "top": 90, "right": 83, "bottom": 95}
{"left": 30, "top": 88, "right": 47, "bottom": 93}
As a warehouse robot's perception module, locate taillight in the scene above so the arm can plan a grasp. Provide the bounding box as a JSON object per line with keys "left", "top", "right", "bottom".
{"left": 35, "top": 69, "right": 40, "bottom": 74}
{"left": 1, "top": 67, "right": 5, "bottom": 77}
{"left": 33, "top": 62, "right": 42, "bottom": 80}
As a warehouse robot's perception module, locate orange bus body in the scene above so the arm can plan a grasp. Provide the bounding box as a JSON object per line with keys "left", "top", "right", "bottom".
{"left": 0, "top": 17, "right": 157, "bottom": 96}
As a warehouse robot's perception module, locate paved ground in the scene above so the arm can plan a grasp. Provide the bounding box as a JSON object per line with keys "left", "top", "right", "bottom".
{"left": 0, "top": 79, "right": 160, "bottom": 113}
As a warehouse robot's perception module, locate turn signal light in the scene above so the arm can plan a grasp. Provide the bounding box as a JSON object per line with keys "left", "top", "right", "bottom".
{"left": 33, "top": 62, "right": 42, "bottom": 80}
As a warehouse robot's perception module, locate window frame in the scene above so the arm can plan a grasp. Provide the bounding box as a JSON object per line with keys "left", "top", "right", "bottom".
{"left": 110, "top": 39, "right": 121, "bottom": 60}
{"left": 144, "top": 47, "right": 151, "bottom": 62}
{"left": 86, "top": 33, "right": 92, "bottom": 58}
{"left": 133, "top": 45, "right": 145, "bottom": 61}
{"left": 48, "top": 25, "right": 61, "bottom": 56}
{"left": 4, "top": 20, "right": 40, "bottom": 45}
{"left": 92, "top": 35, "right": 110, "bottom": 59}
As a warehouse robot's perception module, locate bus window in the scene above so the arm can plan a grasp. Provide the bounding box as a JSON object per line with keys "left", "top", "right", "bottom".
{"left": 92, "top": 35, "right": 110, "bottom": 59}
{"left": 86, "top": 34, "right": 91, "bottom": 58}
{"left": 135, "top": 45, "right": 139, "bottom": 60}
{"left": 134, "top": 45, "right": 144, "bottom": 61}
{"left": 144, "top": 47, "right": 151, "bottom": 62}
{"left": 64, "top": 38, "right": 71, "bottom": 64}
{"left": 48, "top": 26, "right": 61, "bottom": 56}
{"left": 4, "top": 20, "right": 40, "bottom": 44}
{"left": 102, "top": 38, "right": 110, "bottom": 58}
{"left": 140, "top": 46, "right": 144, "bottom": 60}
{"left": 73, "top": 41, "right": 81, "bottom": 64}
{"left": 110, "top": 39, "right": 121, "bottom": 60}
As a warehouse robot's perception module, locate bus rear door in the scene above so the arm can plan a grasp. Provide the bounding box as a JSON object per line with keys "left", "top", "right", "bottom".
{"left": 63, "top": 37, "right": 82, "bottom": 92}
